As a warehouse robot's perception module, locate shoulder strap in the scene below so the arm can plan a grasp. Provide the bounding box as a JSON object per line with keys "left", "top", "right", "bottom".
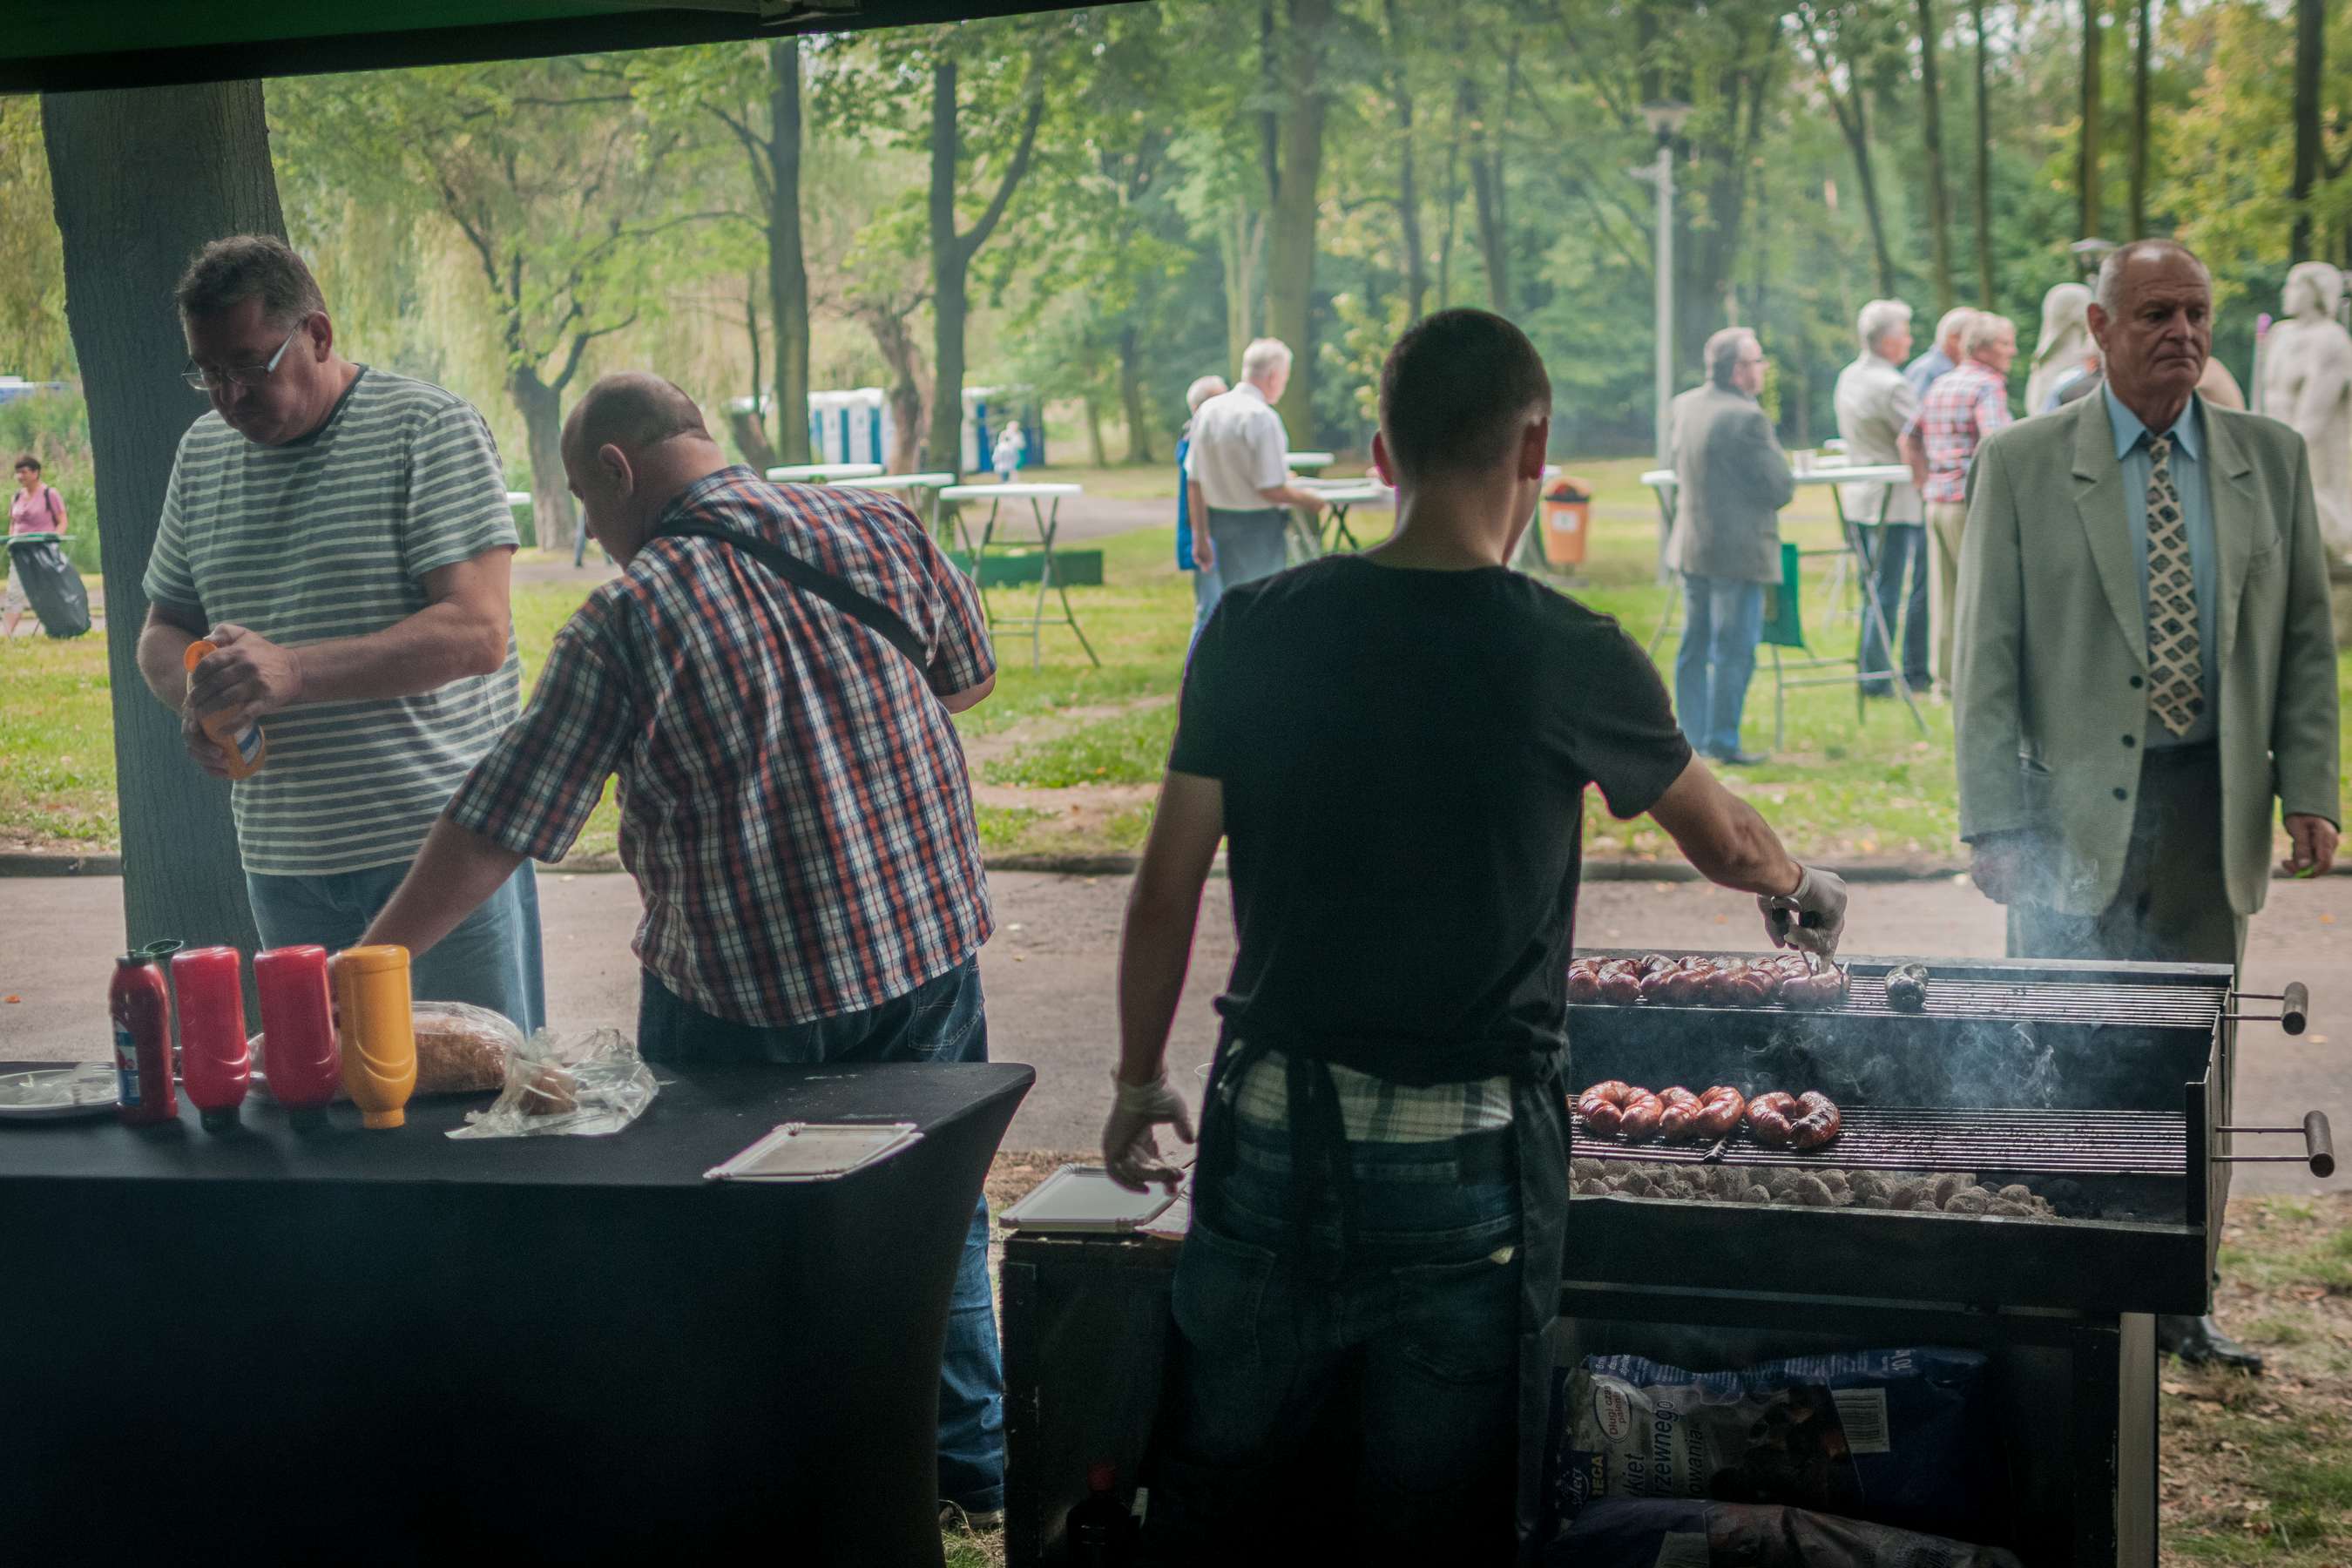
{"left": 44, "top": 486, "right": 60, "bottom": 524}
{"left": 661, "top": 519, "right": 929, "bottom": 673}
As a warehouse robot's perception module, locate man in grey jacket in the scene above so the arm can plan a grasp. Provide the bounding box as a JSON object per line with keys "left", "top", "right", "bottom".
{"left": 1956, "top": 238, "right": 2340, "bottom": 1370}
{"left": 1667, "top": 328, "right": 1795, "bottom": 765}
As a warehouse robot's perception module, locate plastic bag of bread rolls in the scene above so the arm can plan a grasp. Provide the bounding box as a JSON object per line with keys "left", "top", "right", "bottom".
{"left": 252, "top": 1000, "right": 523, "bottom": 1103}
{"left": 446, "top": 1026, "right": 659, "bottom": 1139}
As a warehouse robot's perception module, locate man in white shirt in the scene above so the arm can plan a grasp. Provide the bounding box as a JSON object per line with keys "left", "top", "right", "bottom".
{"left": 1184, "top": 338, "right": 1327, "bottom": 589}
{"left": 1834, "top": 298, "right": 1928, "bottom": 696}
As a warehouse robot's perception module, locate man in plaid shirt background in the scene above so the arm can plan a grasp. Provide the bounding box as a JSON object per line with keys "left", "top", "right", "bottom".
{"left": 1902, "top": 310, "right": 2017, "bottom": 694}
{"left": 366, "top": 372, "right": 1009, "bottom": 1524}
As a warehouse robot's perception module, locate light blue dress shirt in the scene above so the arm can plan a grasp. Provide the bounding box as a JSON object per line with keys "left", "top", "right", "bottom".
{"left": 2104, "top": 383, "right": 2217, "bottom": 747}
{"left": 1903, "top": 345, "right": 1954, "bottom": 402}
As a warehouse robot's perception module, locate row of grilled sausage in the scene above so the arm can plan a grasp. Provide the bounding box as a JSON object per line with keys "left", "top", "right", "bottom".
{"left": 1567, "top": 952, "right": 1851, "bottom": 1010}
{"left": 1575, "top": 1081, "right": 1843, "bottom": 1149}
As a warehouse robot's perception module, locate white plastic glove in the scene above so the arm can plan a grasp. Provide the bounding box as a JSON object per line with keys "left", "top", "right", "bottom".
{"left": 1759, "top": 864, "right": 1849, "bottom": 959}
{"left": 1102, "top": 1070, "right": 1197, "bottom": 1193}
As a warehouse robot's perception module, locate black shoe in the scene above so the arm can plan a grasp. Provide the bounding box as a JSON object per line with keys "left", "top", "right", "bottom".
{"left": 1710, "top": 748, "right": 1770, "bottom": 767}
{"left": 2158, "top": 1314, "right": 2265, "bottom": 1375}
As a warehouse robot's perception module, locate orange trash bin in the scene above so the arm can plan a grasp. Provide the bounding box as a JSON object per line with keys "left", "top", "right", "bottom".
{"left": 1539, "top": 476, "right": 1594, "bottom": 568}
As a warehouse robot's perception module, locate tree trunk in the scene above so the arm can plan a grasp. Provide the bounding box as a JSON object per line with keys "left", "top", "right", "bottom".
{"left": 732, "top": 274, "right": 779, "bottom": 471}
{"left": 2079, "top": 0, "right": 2104, "bottom": 240}
{"left": 1083, "top": 395, "right": 1108, "bottom": 469}
{"left": 42, "top": 83, "right": 276, "bottom": 967}
{"left": 2128, "top": 0, "right": 2151, "bottom": 238}
{"left": 1220, "top": 204, "right": 1261, "bottom": 374}
{"left": 1436, "top": 99, "right": 1463, "bottom": 312}
{"left": 1383, "top": 0, "right": 1426, "bottom": 324}
{"left": 1117, "top": 324, "right": 1154, "bottom": 465}
{"left": 510, "top": 367, "right": 571, "bottom": 554}
{"left": 1830, "top": 85, "right": 1899, "bottom": 297}
{"left": 926, "top": 59, "right": 966, "bottom": 476}
{"left": 1973, "top": 0, "right": 1997, "bottom": 303}
{"left": 1463, "top": 78, "right": 1511, "bottom": 314}
{"left": 1267, "top": 0, "right": 1332, "bottom": 444}
{"left": 768, "top": 37, "right": 812, "bottom": 465}
{"left": 2293, "top": 0, "right": 2324, "bottom": 261}
{"left": 1918, "top": 0, "right": 1956, "bottom": 314}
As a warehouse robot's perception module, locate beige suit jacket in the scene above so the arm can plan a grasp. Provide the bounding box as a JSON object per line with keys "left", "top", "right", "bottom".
{"left": 1953, "top": 394, "right": 2341, "bottom": 916}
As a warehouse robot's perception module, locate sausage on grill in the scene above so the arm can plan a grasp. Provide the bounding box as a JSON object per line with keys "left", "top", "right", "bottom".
{"left": 1788, "top": 1091, "right": 1842, "bottom": 1147}
{"left": 1566, "top": 960, "right": 1601, "bottom": 1004}
{"left": 1688, "top": 1085, "right": 1747, "bottom": 1137}
{"left": 1596, "top": 960, "right": 1644, "bottom": 1005}
{"left": 1577, "top": 1079, "right": 1635, "bottom": 1136}
{"left": 1747, "top": 1089, "right": 1842, "bottom": 1147}
{"left": 1577, "top": 1080, "right": 1664, "bottom": 1140}
{"left": 1653, "top": 1086, "right": 1704, "bottom": 1140}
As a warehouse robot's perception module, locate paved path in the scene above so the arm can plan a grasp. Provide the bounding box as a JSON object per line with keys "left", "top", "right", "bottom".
{"left": 3, "top": 872, "right": 2341, "bottom": 1193}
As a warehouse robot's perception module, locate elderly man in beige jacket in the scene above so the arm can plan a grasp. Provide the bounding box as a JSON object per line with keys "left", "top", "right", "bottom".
{"left": 1954, "top": 237, "right": 2340, "bottom": 1371}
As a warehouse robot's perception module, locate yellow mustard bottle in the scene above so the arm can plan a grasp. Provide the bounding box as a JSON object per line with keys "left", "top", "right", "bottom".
{"left": 333, "top": 945, "right": 416, "bottom": 1130}
{"left": 183, "top": 639, "right": 268, "bottom": 780}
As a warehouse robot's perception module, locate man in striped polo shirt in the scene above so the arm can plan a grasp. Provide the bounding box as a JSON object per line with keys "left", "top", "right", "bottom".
{"left": 135, "top": 235, "right": 543, "bottom": 1031}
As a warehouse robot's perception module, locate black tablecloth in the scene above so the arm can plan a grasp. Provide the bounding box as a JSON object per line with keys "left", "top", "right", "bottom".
{"left": 0, "top": 1060, "right": 1031, "bottom": 1566}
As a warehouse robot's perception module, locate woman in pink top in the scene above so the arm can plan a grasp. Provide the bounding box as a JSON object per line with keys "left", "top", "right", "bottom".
{"left": 6, "top": 453, "right": 68, "bottom": 639}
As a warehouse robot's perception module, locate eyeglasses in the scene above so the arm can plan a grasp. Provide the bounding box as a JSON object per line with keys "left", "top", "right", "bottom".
{"left": 182, "top": 321, "right": 307, "bottom": 394}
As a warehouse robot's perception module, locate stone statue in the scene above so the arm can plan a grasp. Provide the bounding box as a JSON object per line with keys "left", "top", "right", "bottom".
{"left": 2260, "top": 261, "right": 2352, "bottom": 558}
{"left": 2025, "top": 283, "right": 2095, "bottom": 416}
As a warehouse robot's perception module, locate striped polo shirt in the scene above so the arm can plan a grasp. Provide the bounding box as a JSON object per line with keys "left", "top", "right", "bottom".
{"left": 143, "top": 368, "right": 523, "bottom": 876}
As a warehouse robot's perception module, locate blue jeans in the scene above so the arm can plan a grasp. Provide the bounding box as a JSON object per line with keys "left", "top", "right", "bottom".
{"left": 1189, "top": 564, "right": 1223, "bottom": 651}
{"left": 1673, "top": 573, "right": 1766, "bottom": 758}
{"left": 1146, "top": 1116, "right": 1523, "bottom": 1558}
{"left": 1859, "top": 523, "right": 1930, "bottom": 693}
{"left": 245, "top": 860, "right": 545, "bottom": 1035}
{"left": 635, "top": 956, "right": 1005, "bottom": 1514}
{"left": 1205, "top": 507, "right": 1291, "bottom": 590}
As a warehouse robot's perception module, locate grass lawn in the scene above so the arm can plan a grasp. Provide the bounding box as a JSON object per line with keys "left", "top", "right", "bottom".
{"left": 6, "top": 468, "right": 2349, "bottom": 868}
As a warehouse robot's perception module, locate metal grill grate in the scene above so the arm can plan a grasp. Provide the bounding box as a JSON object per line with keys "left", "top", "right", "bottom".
{"left": 1575, "top": 975, "right": 2226, "bottom": 1030}
{"left": 1571, "top": 1104, "right": 2189, "bottom": 1178}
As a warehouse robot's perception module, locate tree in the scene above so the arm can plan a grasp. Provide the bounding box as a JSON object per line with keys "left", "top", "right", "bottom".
{"left": 1918, "top": 0, "right": 1956, "bottom": 314}
{"left": 1382, "top": 0, "right": 1429, "bottom": 324}
{"left": 1972, "top": 0, "right": 1997, "bottom": 303}
{"left": 2079, "top": 0, "right": 2104, "bottom": 239}
{"left": 894, "top": 30, "right": 1044, "bottom": 472}
{"left": 274, "top": 62, "right": 706, "bottom": 554}
{"left": 1793, "top": 0, "right": 1903, "bottom": 297}
{"left": 2128, "top": 0, "right": 2153, "bottom": 238}
{"left": 43, "top": 84, "right": 275, "bottom": 968}
{"left": 632, "top": 40, "right": 814, "bottom": 466}
{"left": 1267, "top": 0, "right": 1335, "bottom": 441}
{"left": 0, "top": 100, "right": 70, "bottom": 379}
{"left": 2293, "top": 0, "right": 2326, "bottom": 261}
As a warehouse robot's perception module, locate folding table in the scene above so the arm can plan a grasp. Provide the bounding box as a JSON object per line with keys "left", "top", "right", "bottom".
{"left": 836, "top": 470, "right": 956, "bottom": 541}
{"left": 765, "top": 462, "right": 886, "bottom": 483}
{"left": 1292, "top": 477, "right": 1394, "bottom": 556}
{"left": 1640, "top": 464, "right": 1926, "bottom": 742}
{"left": 938, "top": 481, "right": 1097, "bottom": 670}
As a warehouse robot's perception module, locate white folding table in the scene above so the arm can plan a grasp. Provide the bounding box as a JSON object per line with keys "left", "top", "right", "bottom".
{"left": 765, "top": 463, "right": 887, "bottom": 483}
{"left": 1293, "top": 478, "right": 1394, "bottom": 557}
{"left": 1640, "top": 464, "right": 1925, "bottom": 745}
{"left": 835, "top": 472, "right": 956, "bottom": 540}
{"left": 937, "top": 481, "right": 1097, "bottom": 670}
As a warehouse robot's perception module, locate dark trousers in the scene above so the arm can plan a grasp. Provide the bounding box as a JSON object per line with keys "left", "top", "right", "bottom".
{"left": 2004, "top": 744, "right": 2245, "bottom": 970}
{"left": 636, "top": 957, "right": 1007, "bottom": 1513}
{"left": 1144, "top": 1118, "right": 1523, "bottom": 1564}
{"left": 1859, "top": 523, "right": 1930, "bottom": 693}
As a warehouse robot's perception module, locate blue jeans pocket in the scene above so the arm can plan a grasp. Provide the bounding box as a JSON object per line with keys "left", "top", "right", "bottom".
{"left": 1391, "top": 1252, "right": 1522, "bottom": 1384}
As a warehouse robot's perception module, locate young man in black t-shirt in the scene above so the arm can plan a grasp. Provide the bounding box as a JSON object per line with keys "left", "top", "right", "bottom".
{"left": 1103, "top": 309, "right": 1848, "bottom": 1561}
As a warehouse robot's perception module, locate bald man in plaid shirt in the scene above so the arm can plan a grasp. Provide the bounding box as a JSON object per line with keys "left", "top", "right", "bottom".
{"left": 367, "top": 371, "right": 1010, "bottom": 1524}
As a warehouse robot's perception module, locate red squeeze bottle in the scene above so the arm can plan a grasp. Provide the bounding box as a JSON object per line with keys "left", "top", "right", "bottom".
{"left": 254, "top": 945, "right": 340, "bottom": 1125}
{"left": 172, "top": 946, "right": 251, "bottom": 1132}
{"left": 110, "top": 945, "right": 179, "bottom": 1127}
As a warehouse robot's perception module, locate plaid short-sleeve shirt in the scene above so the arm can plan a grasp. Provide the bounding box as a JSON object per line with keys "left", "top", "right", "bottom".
{"left": 1913, "top": 361, "right": 2014, "bottom": 505}
{"left": 447, "top": 467, "right": 996, "bottom": 1027}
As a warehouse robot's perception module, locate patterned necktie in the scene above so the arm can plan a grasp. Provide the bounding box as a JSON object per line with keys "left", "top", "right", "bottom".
{"left": 2143, "top": 433, "right": 2203, "bottom": 738}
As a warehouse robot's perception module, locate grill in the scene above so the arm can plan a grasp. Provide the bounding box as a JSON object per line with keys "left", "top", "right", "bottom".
{"left": 1573, "top": 1104, "right": 2189, "bottom": 1179}
{"left": 1558, "top": 951, "right": 2331, "bottom": 1568}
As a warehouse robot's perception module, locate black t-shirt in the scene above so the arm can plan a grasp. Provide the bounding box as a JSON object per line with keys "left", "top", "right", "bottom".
{"left": 1169, "top": 555, "right": 1691, "bottom": 1071}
